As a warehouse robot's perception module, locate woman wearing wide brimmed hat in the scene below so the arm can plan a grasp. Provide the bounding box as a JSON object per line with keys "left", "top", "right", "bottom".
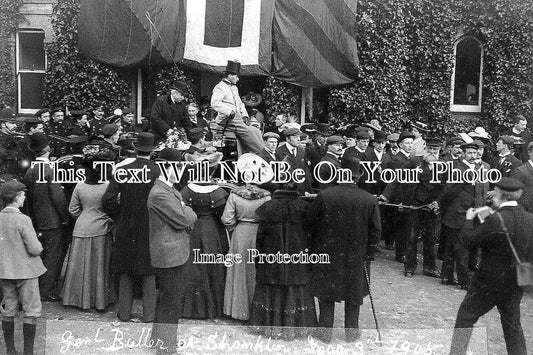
{"left": 221, "top": 153, "right": 272, "bottom": 321}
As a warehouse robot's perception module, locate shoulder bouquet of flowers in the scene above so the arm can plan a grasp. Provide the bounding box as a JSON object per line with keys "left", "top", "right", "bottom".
{"left": 156, "top": 127, "right": 191, "bottom": 151}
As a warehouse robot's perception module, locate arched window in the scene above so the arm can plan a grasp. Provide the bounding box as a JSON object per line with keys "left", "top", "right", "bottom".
{"left": 450, "top": 36, "right": 483, "bottom": 113}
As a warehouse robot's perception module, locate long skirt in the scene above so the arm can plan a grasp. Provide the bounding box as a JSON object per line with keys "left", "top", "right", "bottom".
{"left": 223, "top": 222, "right": 258, "bottom": 320}
{"left": 61, "top": 234, "right": 112, "bottom": 310}
{"left": 249, "top": 283, "right": 318, "bottom": 340}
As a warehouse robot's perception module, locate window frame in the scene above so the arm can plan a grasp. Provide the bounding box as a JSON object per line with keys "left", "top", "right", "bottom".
{"left": 16, "top": 29, "right": 47, "bottom": 114}
{"left": 450, "top": 35, "right": 483, "bottom": 113}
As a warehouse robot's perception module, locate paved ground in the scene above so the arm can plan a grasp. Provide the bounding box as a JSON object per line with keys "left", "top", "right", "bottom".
{"left": 4, "top": 247, "right": 532, "bottom": 354}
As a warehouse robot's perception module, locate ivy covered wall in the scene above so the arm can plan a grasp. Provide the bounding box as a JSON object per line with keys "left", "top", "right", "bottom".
{"left": 0, "top": 0, "right": 24, "bottom": 108}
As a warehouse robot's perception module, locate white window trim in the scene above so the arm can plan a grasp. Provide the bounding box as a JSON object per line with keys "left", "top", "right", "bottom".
{"left": 450, "top": 35, "right": 483, "bottom": 113}
{"left": 16, "top": 29, "right": 47, "bottom": 114}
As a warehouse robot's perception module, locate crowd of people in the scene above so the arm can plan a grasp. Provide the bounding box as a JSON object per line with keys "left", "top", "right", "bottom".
{"left": 0, "top": 61, "right": 532, "bottom": 355}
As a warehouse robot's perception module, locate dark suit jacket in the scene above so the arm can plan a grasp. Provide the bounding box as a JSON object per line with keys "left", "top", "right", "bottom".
{"left": 186, "top": 114, "right": 212, "bottom": 141}
{"left": 257, "top": 148, "right": 279, "bottom": 193}
{"left": 23, "top": 161, "right": 69, "bottom": 230}
{"left": 276, "top": 143, "right": 313, "bottom": 194}
{"left": 317, "top": 153, "right": 341, "bottom": 190}
{"left": 147, "top": 180, "right": 197, "bottom": 268}
{"left": 150, "top": 95, "right": 191, "bottom": 140}
{"left": 306, "top": 142, "right": 327, "bottom": 171}
{"left": 102, "top": 157, "right": 159, "bottom": 275}
{"left": 363, "top": 149, "right": 392, "bottom": 195}
{"left": 494, "top": 154, "right": 522, "bottom": 177}
{"left": 462, "top": 205, "right": 533, "bottom": 293}
{"left": 512, "top": 162, "right": 533, "bottom": 212}
{"left": 439, "top": 160, "right": 488, "bottom": 229}
{"left": 342, "top": 147, "right": 367, "bottom": 161}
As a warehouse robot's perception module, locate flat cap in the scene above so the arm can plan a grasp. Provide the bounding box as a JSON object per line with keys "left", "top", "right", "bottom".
{"left": 495, "top": 177, "right": 524, "bottom": 192}
{"left": 461, "top": 142, "right": 479, "bottom": 150}
{"left": 326, "top": 135, "right": 344, "bottom": 145}
{"left": 498, "top": 135, "right": 514, "bottom": 147}
{"left": 0, "top": 180, "right": 27, "bottom": 200}
{"left": 356, "top": 130, "right": 370, "bottom": 140}
{"left": 262, "top": 131, "right": 280, "bottom": 141}
{"left": 425, "top": 137, "right": 443, "bottom": 147}
{"left": 283, "top": 127, "right": 300, "bottom": 137}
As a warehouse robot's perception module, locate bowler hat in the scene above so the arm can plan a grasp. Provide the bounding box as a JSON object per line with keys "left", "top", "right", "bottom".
{"left": 187, "top": 127, "right": 205, "bottom": 142}
{"left": 315, "top": 123, "right": 331, "bottom": 136}
{"left": 373, "top": 130, "right": 387, "bottom": 143}
{"left": 0, "top": 180, "right": 27, "bottom": 200}
{"left": 34, "top": 108, "right": 50, "bottom": 117}
{"left": 398, "top": 131, "right": 415, "bottom": 143}
{"left": 157, "top": 147, "right": 183, "bottom": 162}
{"left": 263, "top": 131, "right": 280, "bottom": 141}
{"left": 326, "top": 135, "right": 344, "bottom": 145}
{"left": 300, "top": 124, "right": 317, "bottom": 134}
{"left": 170, "top": 81, "right": 189, "bottom": 96}
{"left": 495, "top": 177, "right": 524, "bottom": 192}
{"left": 224, "top": 60, "right": 241, "bottom": 75}
{"left": 29, "top": 132, "right": 49, "bottom": 151}
{"left": 102, "top": 124, "right": 119, "bottom": 137}
{"left": 133, "top": 132, "right": 155, "bottom": 152}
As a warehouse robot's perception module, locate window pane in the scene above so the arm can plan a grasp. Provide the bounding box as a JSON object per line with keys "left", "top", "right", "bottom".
{"left": 453, "top": 38, "right": 481, "bottom": 106}
{"left": 19, "top": 32, "right": 45, "bottom": 71}
{"left": 20, "top": 72, "right": 45, "bottom": 109}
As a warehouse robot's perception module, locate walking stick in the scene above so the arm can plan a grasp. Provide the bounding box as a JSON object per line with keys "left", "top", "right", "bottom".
{"left": 363, "top": 261, "right": 382, "bottom": 345}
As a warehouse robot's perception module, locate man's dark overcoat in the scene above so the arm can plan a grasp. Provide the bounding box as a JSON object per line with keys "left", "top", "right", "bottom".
{"left": 512, "top": 163, "right": 533, "bottom": 212}
{"left": 102, "top": 158, "right": 160, "bottom": 275}
{"left": 276, "top": 143, "right": 313, "bottom": 194}
{"left": 150, "top": 94, "right": 190, "bottom": 140}
{"left": 316, "top": 152, "right": 341, "bottom": 190}
{"left": 306, "top": 183, "right": 381, "bottom": 305}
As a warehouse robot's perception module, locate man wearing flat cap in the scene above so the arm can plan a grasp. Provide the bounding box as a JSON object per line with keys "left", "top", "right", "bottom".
{"left": 210, "top": 60, "right": 264, "bottom": 154}
{"left": 102, "top": 132, "right": 160, "bottom": 324}
{"left": 438, "top": 141, "right": 488, "bottom": 288}
{"left": 23, "top": 132, "right": 69, "bottom": 302}
{"left": 258, "top": 131, "right": 279, "bottom": 164}
{"left": 316, "top": 135, "right": 344, "bottom": 190}
{"left": 276, "top": 127, "right": 313, "bottom": 195}
{"left": 150, "top": 82, "right": 191, "bottom": 142}
{"left": 382, "top": 137, "right": 444, "bottom": 278}
{"left": 450, "top": 177, "right": 533, "bottom": 355}
{"left": 378, "top": 131, "right": 415, "bottom": 262}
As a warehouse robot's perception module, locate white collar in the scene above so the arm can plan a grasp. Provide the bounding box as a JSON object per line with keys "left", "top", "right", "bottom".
{"left": 400, "top": 149, "right": 410, "bottom": 158}
{"left": 356, "top": 146, "right": 366, "bottom": 153}
{"left": 188, "top": 183, "right": 219, "bottom": 193}
{"left": 2, "top": 206, "right": 19, "bottom": 212}
{"left": 528, "top": 160, "right": 533, "bottom": 169}
{"left": 35, "top": 156, "right": 50, "bottom": 163}
{"left": 499, "top": 201, "right": 518, "bottom": 208}
{"left": 499, "top": 152, "right": 510, "bottom": 158}
{"left": 326, "top": 151, "right": 339, "bottom": 158}
{"left": 374, "top": 149, "right": 383, "bottom": 156}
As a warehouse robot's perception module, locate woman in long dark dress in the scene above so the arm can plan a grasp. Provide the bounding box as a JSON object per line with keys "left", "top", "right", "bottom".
{"left": 248, "top": 185, "right": 317, "bottom": 340}
{"left": 179, "top": 182, "right": 228, "bottom": 318}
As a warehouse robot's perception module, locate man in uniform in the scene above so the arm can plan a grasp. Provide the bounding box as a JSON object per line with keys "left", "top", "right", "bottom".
{"left": 47, "top": 107, "right": 70, "bottom": 157}
{"left": 211, "top": 60, "right": 264, "bottom": 154}
{"left": 449, "top": 177, "right": 532, "bottom": 355}
{"left": 89, "top": 105, "right": 107, "bottom": 137}
{"left": 0, "top": 109, "right": 23, "bottom": 180}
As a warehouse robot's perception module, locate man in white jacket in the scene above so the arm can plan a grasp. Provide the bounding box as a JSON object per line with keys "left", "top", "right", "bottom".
{"left": 211, "top": 60, "right": 264, "bottom": 154}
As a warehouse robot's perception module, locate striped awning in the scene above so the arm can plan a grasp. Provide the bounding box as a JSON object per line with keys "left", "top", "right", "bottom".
{"left": 78, "top": 0, "right": 359, "bottom": 87}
